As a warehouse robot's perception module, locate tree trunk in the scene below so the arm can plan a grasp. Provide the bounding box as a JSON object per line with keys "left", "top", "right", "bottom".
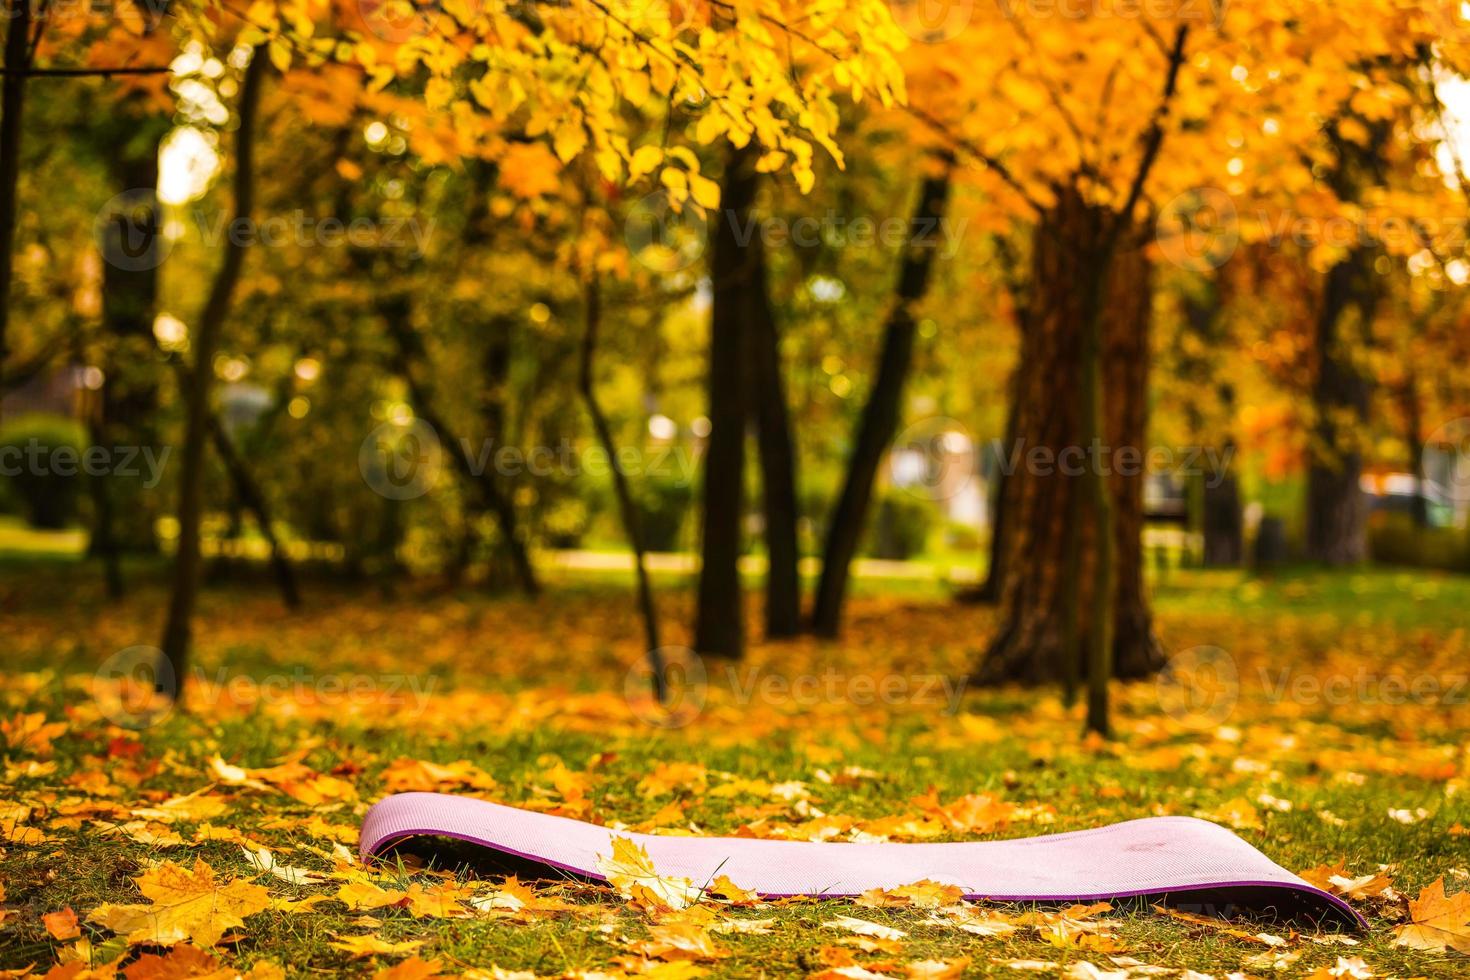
{"left": 94, "top": 113, "right": 169, "bottom": 557}
{"left": 87, "top": 415, "right": 125, "bottom": 599}
{"left": 810, "top": 169, "right": 952, "bottom": 639}
{"left": 380, "top": 296, "right": 540, "bottom": 595}
{"left": 746, "top": 238, "right": 801, "bottom": 638}
{"left": 1078, "top": 220, "right": 1116, "bottom": 738}
{"left": 694, "top": 144, "right": 758, "bottom": 659}
{"left": 0, "top": 0, "right": 31, "bottom": 404}
{"left": 1306, "top": 253, "right": 1374, "bottom": 564}
{"left": 207, "top": 413, "right": 301, "bottom": 609}
{"left": 1306, "top": 120, "right": 1384, "bottom": 565}
{"left": 968, "top": 384, "right": 1018, "bottom": 604}
{"left": 1202, "top": 445, "right": 1244, "bottom": 565}
{"left": 1401, "top": 374, "right": 1428, "bottom": 529}
{"left": 159, "top": 49, "right": 269, "bottom": 694}
{"left": 975, "top": 187, "right": 1162, "bottom": 685}
{"left": 580, "top": 275, "right": 666, "bottom": 699}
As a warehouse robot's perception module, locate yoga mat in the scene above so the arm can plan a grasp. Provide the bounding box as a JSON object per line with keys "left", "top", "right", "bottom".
{"left": 360, "top": 792, "right": 1364, "bottom": 929}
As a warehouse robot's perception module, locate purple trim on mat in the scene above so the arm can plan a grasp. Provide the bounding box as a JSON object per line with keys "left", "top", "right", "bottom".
{"left": 359, "top": 792, "right": 1366, "bottom": 930}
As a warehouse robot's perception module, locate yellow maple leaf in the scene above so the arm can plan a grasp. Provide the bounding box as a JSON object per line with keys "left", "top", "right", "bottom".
{"left": 118, "top": 944, "right": 245, "bottom": 980}
{"left": 372, "top": 957, "right": 445, "bottom": 980}
{"left": 1199, "top": 797, "right": 1262, "bottom": 831}
{"left": 328, "top": 935, "right": 425, "bottom": 958}
{"left": 820, "top": 915, "right": 908, "bottom": 941}
{"left": 905, "top": 959, "right": 970, "bottom": 980}
{"left": 857, "top": 880, "right": 963, "bottom": 909}
{"left": 404, "top": 881, "right": 476, "bottom": 919}
{"left": 337, "top": 878, "right": 409, "bottom": 911}
{"left": 596, "top": 836, "right": 700, "bottom": 911}
{"left": 1, "top": 711, "right": 69, "bottom": 756}
{"left": 470, "top": 877, "right": 576, "bottom": 918}
{"left": 705, "top": 875, "right": 759, "bottom": 904}
{"left": 1393, "top": 878, "right": 1470, "bottom": 954}
{"left": 87, "top": 859, "right": 270, "bottom": 947}
{"left": 636, "top": 761, "right": 708, "bottom": 798}
{"left": 130, "top": 788, "right": 229, "bottom": 824}
{"left": 633, "top": 920, "right": 729, "bottom": 961}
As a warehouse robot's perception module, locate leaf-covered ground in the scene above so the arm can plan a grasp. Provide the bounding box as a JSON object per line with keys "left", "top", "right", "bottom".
{"left": 1, "top": 564, "right": 1467, "bottom": 978}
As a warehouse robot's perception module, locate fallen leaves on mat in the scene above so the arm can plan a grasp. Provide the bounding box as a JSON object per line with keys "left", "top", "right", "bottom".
{"left": 857, "top": 880, "right": 964, "bottom": 909}
{"left": 597, "top": 836, "right": 701, "bottom": 911}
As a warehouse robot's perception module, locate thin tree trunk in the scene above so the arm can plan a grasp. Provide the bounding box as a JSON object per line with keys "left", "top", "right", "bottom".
{"left": 1401, "top": 374, "right": 1428, "bottom": 529}
{"left": 810, "top": 168, "right": 952, "bottom": 639}
{"left": 0, "top": 0, "right": 31, "bottom": 403}
{"left": 746, "top": 239, "right": 801, "bottom": 638}
{"left": 87, "top": 415, "right": 125, "bottom": 598}
{"left": 580, "top": 275, "right": 666, "bottom": 700}
{"left": 694, "top": 144, "right": 758, "bottom": 659}
{"left": 207, "top": 413, "right": 301, "bottom": 609}
{"left": 380, "top": 298, "right": 540, "bottom": 595}
{"left": 970, "top": 386, "right": 1018, "bottom": 604}
{"left": 475, "top": 316, "right": 514, "bottom": 590}
{"left": 159, "top": 49, "right": 269, "bottom": 694}
{"left": 1077, "top": 237, "right": 1115, "bottom": 739}
{"left": 1057, "top": 487, "right": 1082, "bottom": 706}
{"left": 1202, "top": 443, "right": 1244, "bottom": 565}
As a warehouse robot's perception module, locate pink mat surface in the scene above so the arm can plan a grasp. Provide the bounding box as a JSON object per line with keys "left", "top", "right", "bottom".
{"left": 360, "top": 792, "right": 1363, "bottom": 929}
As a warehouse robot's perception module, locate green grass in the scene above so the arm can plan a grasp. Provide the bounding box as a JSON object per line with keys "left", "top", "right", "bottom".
{"left": 1, "top": 561, "right": 1467, "bottom": 977}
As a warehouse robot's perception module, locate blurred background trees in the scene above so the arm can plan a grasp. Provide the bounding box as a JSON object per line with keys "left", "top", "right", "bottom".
{"left": 3, "top": 0, "right": 1470, "bottom": 733}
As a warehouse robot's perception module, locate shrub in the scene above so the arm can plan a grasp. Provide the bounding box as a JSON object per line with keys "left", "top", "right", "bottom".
{"left": 634, "top": 472, "right": 693, "bottom": 552}
{"left": 865, "top": 489, "right": 934, "bottom": 561}
{"left": 1369, "top": 512, "right": 1470, "bottom": 572}
{"left": 0, "top": 413, "right": 89, "bottom": 530}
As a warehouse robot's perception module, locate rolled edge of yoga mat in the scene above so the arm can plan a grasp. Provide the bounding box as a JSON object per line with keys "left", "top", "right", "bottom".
{"left": 360, "top": 791, "right": 1365, "bottom": 930}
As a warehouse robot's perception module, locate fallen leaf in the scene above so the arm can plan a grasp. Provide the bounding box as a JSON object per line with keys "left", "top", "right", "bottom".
{"left": 43, "top": 907, "right": 79, "bottom": 941}
{"left": 328, "top": 935, "right": 425, "bottom": 958}
{"left": 87, "top": 859, "right": 270, "bottom": 947}
{"left": 821, "top": 916, "right": 907, "bottom": 941}
{"left": 596, "top": 837, "right": 700, "bottom": 911}
{"left": 904, "top": 958, "right": 969, "bottom": 979}
{"left": 858, "top": 880, "right": 963, "bottom": 909}
{"left": 121, "top": 945, "right": 235, "bottom": 980}
{"left": 1393, "top": 877, "right": 1470, "bottom": 954}
{"left": 372, "top": 957, "right": 445, "bottom": 979}
{"left": 242, "top": 845, "right": 324, "bottom": 886}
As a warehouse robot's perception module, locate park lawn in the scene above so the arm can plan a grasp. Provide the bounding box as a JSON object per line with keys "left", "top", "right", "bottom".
{"left": 0, "top": 564, "right": 1467, "bottom": 978}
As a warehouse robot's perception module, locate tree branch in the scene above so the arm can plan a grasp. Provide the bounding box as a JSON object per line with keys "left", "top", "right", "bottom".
{"left": 0, "top": 66, "right": 171, "bottom": 77}
{"left": 1111, "top": 24, "right": 1190, "bottom": 243}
